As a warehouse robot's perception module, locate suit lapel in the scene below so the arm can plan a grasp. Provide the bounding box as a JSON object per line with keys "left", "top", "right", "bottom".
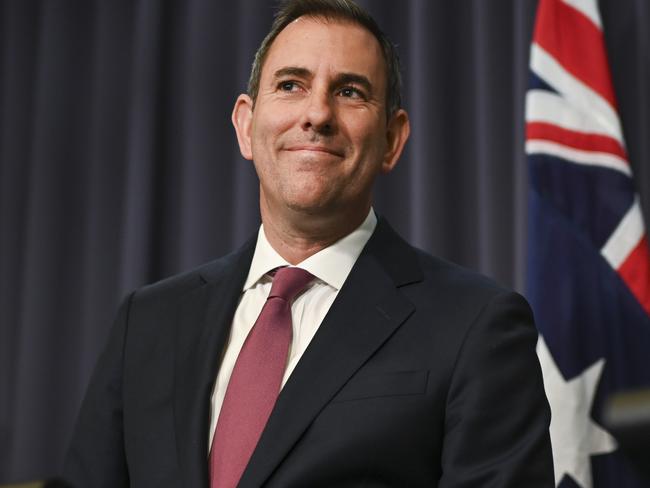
{"left": 173, "top": 239, "right": 255, "bottom": 486}
{"left": 239, "top": 219, "right": 422, "bottom": 487}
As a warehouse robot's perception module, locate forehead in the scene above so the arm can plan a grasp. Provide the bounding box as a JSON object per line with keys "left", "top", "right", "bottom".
{"left": 261, "top": 16, "right": 386, "bottom": 85}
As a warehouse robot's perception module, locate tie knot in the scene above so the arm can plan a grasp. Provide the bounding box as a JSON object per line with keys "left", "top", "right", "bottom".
{"left": 268, "top": 267, "right": 314, "bottom": 302}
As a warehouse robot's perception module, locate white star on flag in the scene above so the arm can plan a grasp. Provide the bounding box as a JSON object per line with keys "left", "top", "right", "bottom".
{"left": 536, "top": 336, "right": 617, "bottom": 488}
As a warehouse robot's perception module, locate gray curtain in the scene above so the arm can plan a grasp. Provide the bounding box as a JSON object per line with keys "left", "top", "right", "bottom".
{"left": 1, "top": 0, "right": 648, "bottom": 482}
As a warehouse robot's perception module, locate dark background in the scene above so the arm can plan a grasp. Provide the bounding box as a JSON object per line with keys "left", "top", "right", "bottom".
{"left": 1, "top": 0, "right": 648, "bottom": 482}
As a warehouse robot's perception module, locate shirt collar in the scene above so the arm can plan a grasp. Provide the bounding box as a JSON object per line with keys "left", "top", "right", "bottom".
{"left": 243, "top": 208, "right": 377, "bottom": 291}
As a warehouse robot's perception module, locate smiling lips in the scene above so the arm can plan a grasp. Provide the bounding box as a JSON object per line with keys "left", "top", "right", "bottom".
{"left": 285, "top": 145, "right": 344, "bottom": 158}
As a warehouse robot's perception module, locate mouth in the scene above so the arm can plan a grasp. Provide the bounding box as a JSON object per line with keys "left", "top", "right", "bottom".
{"left": 284, "top": 145, "right": 344, "bottom": 158}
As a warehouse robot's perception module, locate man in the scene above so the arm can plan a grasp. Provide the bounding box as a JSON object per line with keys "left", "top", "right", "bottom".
{"left": 64, "top": 0, "right": 554, "bottom": 486}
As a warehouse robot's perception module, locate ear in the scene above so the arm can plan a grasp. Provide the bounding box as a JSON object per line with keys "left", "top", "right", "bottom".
{"left": 381, "top": 108, "right": 410, "bottom": 174}
{"left": 232, "top": 94, "right": 254, "bottom": 161}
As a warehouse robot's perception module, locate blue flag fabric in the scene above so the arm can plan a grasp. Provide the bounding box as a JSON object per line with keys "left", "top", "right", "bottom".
{"left": 526, "top": 0, "right": 650, "bottom": 487}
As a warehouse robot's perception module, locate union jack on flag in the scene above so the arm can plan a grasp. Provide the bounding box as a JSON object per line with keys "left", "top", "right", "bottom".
{"left": 525, "top": 0, "right": 650, "bottom": 487}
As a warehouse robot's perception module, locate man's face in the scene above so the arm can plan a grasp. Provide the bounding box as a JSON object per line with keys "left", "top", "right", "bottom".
{"left": 233, "top": 16, "right": 409, "bottom": 224}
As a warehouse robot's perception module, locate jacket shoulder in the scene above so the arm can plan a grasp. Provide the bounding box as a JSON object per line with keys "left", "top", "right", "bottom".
{"left": 130, "top": 236, "right": 256, "bottom": 307}
{"left": 414, "top": 248, "right": 510, "bottom": 297}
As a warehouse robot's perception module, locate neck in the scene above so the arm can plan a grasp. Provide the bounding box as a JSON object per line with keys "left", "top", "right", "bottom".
{"left": 260, "top": 204, "right": 370, "bottom": 265}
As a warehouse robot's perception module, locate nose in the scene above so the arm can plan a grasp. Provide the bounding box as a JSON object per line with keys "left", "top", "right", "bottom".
{"left": 300, "top": 88, "right": 336, "bottom": 135}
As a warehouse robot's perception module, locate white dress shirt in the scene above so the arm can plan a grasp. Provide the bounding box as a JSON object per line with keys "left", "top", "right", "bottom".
{"left": 208, "top": 209, "right": 377, "bottom": 448}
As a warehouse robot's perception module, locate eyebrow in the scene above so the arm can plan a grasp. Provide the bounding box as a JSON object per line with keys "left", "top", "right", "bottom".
{"left": 273, "top": 66, "right": 312, "bottom": 81}
{"left": 272, "top": 67, "right": 374, "bottom": 95}
{"left": 333, "top": 73, "right": 372, "bottom": 94}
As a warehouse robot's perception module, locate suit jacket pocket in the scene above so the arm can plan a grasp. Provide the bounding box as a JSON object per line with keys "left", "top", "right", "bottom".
{"left": 332, "top": 370, "right": 429, "bottom": 403}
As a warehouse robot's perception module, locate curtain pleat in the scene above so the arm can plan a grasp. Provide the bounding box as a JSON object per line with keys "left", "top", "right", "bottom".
{"left": 0, "top": 0, "right": 648, "bottom": 482}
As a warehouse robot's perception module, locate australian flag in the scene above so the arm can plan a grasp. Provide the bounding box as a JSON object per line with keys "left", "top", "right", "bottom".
{"left": 525, "top": 0, "right": 650, "bottom": 487}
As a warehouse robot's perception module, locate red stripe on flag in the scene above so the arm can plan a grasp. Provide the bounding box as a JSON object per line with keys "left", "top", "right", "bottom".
{"left": 618, "top": 235, "right": 650, "bottom": 316}
{"left": 533, "top": 0, "right": 617, "bottom": 109}
{"left": 526, "top": 122, "right": 628, "bottom": 160}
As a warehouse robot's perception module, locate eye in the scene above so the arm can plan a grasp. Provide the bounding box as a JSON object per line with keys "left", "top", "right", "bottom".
{"left": 278, "top": 81, "right": 299, "bottom": 92}
{"left": 338, "top": 86, "right": 365, "bottom": 99}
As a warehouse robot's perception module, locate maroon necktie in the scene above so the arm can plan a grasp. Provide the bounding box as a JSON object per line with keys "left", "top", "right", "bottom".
{"left": 209, "top": 267, "right": 314, "bottom": 488}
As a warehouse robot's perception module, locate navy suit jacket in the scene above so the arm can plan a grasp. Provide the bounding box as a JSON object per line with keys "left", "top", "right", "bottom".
{"left": 64, "top": 218, "right": 554, "bottom": 487}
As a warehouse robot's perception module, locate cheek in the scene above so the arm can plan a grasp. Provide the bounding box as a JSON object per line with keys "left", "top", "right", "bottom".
{"left": 345, "top": 113, "right": 386, "bottom": 148}
{"left": 252, "top": 105, "right": 296, "bottom": 142}
{"left": 348, "top": 123, "right": 387, "bottom": 168}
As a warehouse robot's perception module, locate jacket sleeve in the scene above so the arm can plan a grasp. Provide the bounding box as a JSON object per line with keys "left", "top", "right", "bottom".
{"left": 439, "top": 291, "right": 555, "bottom": 487}
{"left": 62, "top": 292, "right": 134, "bottom": 488}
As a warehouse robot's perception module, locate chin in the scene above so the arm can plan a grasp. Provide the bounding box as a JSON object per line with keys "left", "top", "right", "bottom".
{"left": 282, "top": 183, "right": 335, "bottom": 209}
{"left": 284, "top": 194, "right": 346, "bottom": 218}
{"left": 285, "top": 199, "right": 332, "bottom": 216}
